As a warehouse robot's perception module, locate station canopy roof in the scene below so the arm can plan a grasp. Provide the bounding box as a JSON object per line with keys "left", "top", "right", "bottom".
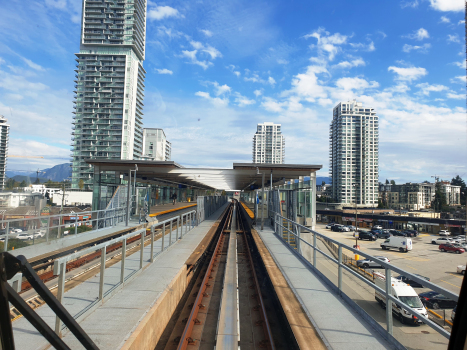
{"left": 86, "top": 160, "right": 322, "bottom": 191}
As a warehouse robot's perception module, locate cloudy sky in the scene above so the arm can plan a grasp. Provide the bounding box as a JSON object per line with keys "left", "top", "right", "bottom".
{"left": 0, "top": 0, "right": 465, "bottom": 183}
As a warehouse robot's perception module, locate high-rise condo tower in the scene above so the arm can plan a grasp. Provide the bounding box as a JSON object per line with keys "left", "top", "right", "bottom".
{"left": 252, "top": 122, "right": 285, "bottom": 164}
{"left": 329, "top": 100, "right": 379, "bottom": 207}
{"left": 71, "top": 0, "right": 147, "bottom": 188}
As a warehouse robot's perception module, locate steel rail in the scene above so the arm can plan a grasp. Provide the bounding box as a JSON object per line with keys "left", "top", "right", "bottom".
{"left": 237, "top": 203, "right": 275, "bottom": 350}
{"left": 176, "top": 203, "right": 233, "bottom": 350}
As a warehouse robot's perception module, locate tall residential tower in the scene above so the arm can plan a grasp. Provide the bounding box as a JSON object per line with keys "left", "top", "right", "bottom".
{"left": 142, "top": 128, "right": 171, "bottom": 161}
{"left": 71, "top": 0, "right": 147, "bottom": 188}
{"left": 0, "top": 116, "right": 9, "bottom": 190}
{"left": 329, "top": 100, "right": 379, "bottom": 207}
{"left": 252, "top": 122, "right": 285, "bottom": 164}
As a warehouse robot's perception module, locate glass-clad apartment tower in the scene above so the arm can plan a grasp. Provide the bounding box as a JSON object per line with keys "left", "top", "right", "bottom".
{"left": 71, "top": 0, "right": 147, "bottom": 188}
{"left": 0, "top": 116, "right": 9, "bottom": 190}
{"left": 330, "top": 100, "right": 379, "bottom": 207}
{"left": 252, "top": 122, "right": 285, "bottom": 164}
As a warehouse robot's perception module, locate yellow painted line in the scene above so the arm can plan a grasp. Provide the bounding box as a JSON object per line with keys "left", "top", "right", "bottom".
{"left": 449, "top": 273, "right": 464, "bottom": 280}
{"left": 428, "top": 309, "right": 443, "bottom": 319}
{"left": 446, "top": 319, "right": 453, "bottom": 326}
{"left": 240, "top": 202, "right": 254, "bottom": 219}
{"left": 148, "top": 204, "right": 196, "bottom": 217}
{"left": 406, "top": 265, "right": 417, "bottom": 270}
{"left": 441, "top": 280, "right": 461, "bottom": 288}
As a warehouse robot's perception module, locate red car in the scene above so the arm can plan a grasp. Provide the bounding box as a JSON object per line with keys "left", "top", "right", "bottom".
{"left": 439, "top": 244, "right": 465, "bottom": 254}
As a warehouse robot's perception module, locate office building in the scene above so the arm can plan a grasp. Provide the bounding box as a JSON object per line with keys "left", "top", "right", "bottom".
{"left": 330, "top": 100, "right": 379, "bottom": 207}
{"left": 0, "top": 116, "right": 9, "bottom": 190}
{"left": 252, "top": 122, "right": 285, "bottom": 163}
{"left": 142, "top": 128, "right": 171, "bottom": 161}
{"left": 383, "top": 182, "right": 435, "bottom": 210}
{"left": 71, "top": 0, "right": 147, "bottom": 188}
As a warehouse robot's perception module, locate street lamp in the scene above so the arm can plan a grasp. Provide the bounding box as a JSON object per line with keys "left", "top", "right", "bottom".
{"left": 462, "top": 192, "right": 466, "bottom": 239}
{"left": 352, "top": 183, "right": 358, "bottom": 246}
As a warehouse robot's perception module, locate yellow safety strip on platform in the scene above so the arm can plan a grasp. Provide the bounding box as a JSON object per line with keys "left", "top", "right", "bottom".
{"left": 148, "top": 204, "right": 197, "bottom": 217}
{"left": 240, "top": 202, "right": 254, "bottom": 219}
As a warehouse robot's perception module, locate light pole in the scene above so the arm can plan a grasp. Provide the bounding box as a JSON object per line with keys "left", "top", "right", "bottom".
{"left": 462, "top": 192, "right": 466, "bottom": 239}
{"left": 257, "top": 168, "right": 265, "bottom": 231}
{"left": 353, "top": 183, "right": 358, "bottom": 247}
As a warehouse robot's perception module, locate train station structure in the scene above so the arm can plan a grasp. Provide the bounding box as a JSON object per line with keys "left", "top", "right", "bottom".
{"left": 1, "top": 160, "right": 463, "bottom": 350}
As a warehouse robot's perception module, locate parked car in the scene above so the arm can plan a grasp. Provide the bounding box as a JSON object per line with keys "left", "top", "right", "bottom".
{"left": 452, "top": 237, "right": 466, "bottom": 244}
{"left": 346, "top": 225, "right": 356, "bottom": 231}
{"left": 404, "top": 230, "right": 419, "bottom": 237}
{"left": 331, "top": 225, "right": 344, "bottom": 232}
{"left": 356, "top": 256, "right": 390, "bottom": 269}
{"left": 13, "top": 228, "right": 23, "bottom": 233}
{"left": 374, "top": 230, "right": 391, "bottom": 239}
{"left": 381, "top": 237, "right": 412, "bottom": 252}
{"left": 325, "top": 223, "right": 337, "bottom": 229}
{"left": 389, "top": 230, "right": 407, "bottom": 237}
{"left": 402, "top": 230, "right": 418, "bottom": 237}
{"left": 33, "top": 232, "right": 45, "bottom": 238}
{"left": 338, "top": 226, "right": 350, "bottom": 232}
{"left": 419, "top": 291, "right": 457, "bottom": 309}
{"left": 439, "top": 244, "right": 465, "bottom": 254}
{"left": 395, "top": 274, "right": 431, "bottom": 288}
{"left": 438, "top": 230, "right": 451, "bottom": 236}
{"left": 372, "top": 225, "right": 383, "bottom": 230}
{"left": 16, "top": 233, "right": 34, "bottom": 240}
{"left": 431, "top": 237, "right": 453, "bottom": 245}
{"left": 357, "top": 230, "right": 377, "bottom": 241}
{"left": 457, "top": 265, "right": 466, "bottom": 275}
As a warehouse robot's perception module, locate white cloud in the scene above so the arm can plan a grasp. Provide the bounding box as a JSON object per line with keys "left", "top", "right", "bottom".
{"left": 429, "top": 0, "right": 464, "bottom": 12}
{"left": 261, "top": 97, "right": 286, "bottom": 113}
{"left": 440, "top": 16, "right": 451, "bottom": 23}
{"left": 349, "top": 40, "right": 376, "bottom": 52}
{"left": 450, "top": 75, "right": 466, "bottom": 84}
{"left": 180, "top": 50, "right": 212, "bottom": 70}
{"left": 304, "top": 27, "right": 349, "bottom": 60}
{"left": 45, "top": 0, "right": 66, "bottom": 9}
{"left": 200, "top": 29, "right": 213, "bottom": 37}
{"left": 234, "top": 93, "right": 255, "bottom": 107}
{"left": 405, "top": 28, "right": 429, "bottom": 40}
{"left": 202, "top": 45, "right": 222, "bottom": 59}
{"left": 0, "top": 58, "right": 5, "bottom": 65}
{"left": 459, "top": 20, "right": 465, "bottom": 25}
{"left": 333, "top": 58, "right": 366, "bottom": 69}
{"left": 335, "top": 77, "right": 379, "bottom": 91}
{"left": 447, "top": 34, "right": 460, "bottom": 43}
{"left": 277, "top": 59, "right": 289, "bottom": 65}
{"left": 244, "top": 73, "right": 267, "bottom": 84}
{"left": 156, "top": 25, "right": 183, "bottom": 38}
{"left": 233, "top": 71, "right": 241, "bottom": 77}
{"left": 415, "top": 82, "right": 448, "bottom": 95}
{"left": 253, "top": 89, "right": 263, "bottom": 97}
{"left": 453, "top": 60, "right": 466, "bottom": 68}
{"left": 401, "top": 0, "right": 419, "bottom": 8}
{"left": 287, "top": 65, "right": 328, "bottom": 102}
{"left": 155, "top": 68, "right": 173, "bottom": 75}
{"left": 148, "top": 4, "right": 182, "bottom": 21}
{"left": 402, "top": 43, "right": 431, "bottom": 53}
{"left": 268, "top": 76, "right": 276, "bottom": 86}
{"left": 388, "top": 66, "right": 427, "bottom": 81}
{"left": 212, "top": 82, "right": 231, "bottom": 96}
{"left": 446, "top": 92, "right": 464, "bottom": 99}
{"left": 194, "top": 91, "right": 228, "bottom": 106}
{"left": 190, "top": 40, "right": 204, "bottom": 50}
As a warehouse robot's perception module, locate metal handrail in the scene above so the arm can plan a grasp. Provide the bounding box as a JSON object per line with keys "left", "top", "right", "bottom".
{"left": 274, "top": 212, "right": 454, "bottom": 340}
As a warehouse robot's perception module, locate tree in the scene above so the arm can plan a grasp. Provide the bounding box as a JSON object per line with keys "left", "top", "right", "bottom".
{"left": 451, "top": 175, "right": 466, "bottom": 205}
{"left": 78, "top": 179, "right": 85, "bottom": 190}
{"left": 432, "top": 181, "right": 449, "bottom": 212}
{"left": 385, "top": 179, "right": 389, "bottom": 184}
{"left": 321, "top": 180, "right": 326, "bottom": 186}
{"left": 390, "top": 180, "right": 396, "bottom": 185}
{"left": 19, "top": 180, "right": 27, "bottom": 188}
{"left": 377, "top": 199, "right": 384, "bottom": 208}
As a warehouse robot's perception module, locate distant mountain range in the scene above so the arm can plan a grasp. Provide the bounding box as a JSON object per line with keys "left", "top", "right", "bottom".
{"left": 6, "top": 163, "right": 71, "bottom": 183}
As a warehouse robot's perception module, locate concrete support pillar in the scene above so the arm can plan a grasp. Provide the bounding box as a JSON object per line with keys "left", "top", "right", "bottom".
{"left": 310, "top": 172, "right": 317, "bottom": 231}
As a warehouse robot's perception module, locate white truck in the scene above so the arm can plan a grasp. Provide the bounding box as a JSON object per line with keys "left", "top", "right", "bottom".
{"left": 374, "top": 272, "right": 427, "bottom": 325}
{"left": 380, "top": 236, "right": 412, "bottom": 252}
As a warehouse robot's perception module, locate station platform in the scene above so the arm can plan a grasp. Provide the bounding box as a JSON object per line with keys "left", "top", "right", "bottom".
{"left": 255, "top": 225, "right": 394, "bottom": 350}
{"left": 12, "top": 203, "right": 228, "bottom": 350}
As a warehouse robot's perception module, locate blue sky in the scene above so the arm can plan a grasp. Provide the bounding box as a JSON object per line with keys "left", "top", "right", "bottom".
{"left": 0, "top": 0, "right": 465, "bottom": 183}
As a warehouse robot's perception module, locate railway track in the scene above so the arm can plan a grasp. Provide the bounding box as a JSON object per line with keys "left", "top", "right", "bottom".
{"left": 156, "top": 201, "right": 297, "bottom": 350}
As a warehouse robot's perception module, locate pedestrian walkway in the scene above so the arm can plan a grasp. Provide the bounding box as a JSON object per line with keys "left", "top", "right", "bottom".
{"left": 256, "top": 225, "right": 395, "bottom": 350}
{"left": 12, "top": 203, "right": 228, "bottom": 350}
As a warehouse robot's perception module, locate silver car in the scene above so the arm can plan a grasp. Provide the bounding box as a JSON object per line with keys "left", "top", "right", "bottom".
{"left": 356, "top": 256, "right": 390, "bottom": 269}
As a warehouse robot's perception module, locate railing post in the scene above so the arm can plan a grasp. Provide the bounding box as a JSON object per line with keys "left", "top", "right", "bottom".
{"left": 313, "top": 233, "right": 317, "bottom": 267}
{"left": 140, "top": 230, "right": 144, "bottom": 269}
{"left": 169, "top": 220, "right": 173, "bottom": 246}
{"left": 287, "top": 220, "right": 290, "bottom": 244}
{"left": 99, "top": 246, "right": 106, "bottom": 300}
{"left": 4, "top": 222, "right": 9, "bottom": 252}
{"left": 338, "top": 246, "right": 343, "bottom": 295}
{"left": 161, "top": 222, "right": 165, "bottom": 252}
{"left": 297, "top": 224, "right": 301, "bottom": 254}
{"left": 46, "top": 217, "right": 50, "bottom": 243}
{"left": 54, "top": 262, "right": 66, "bottom": 335}
{"left": 150, "top": 226, "right": 155, "bottom": 262}
{"left": 121, "top": 238, "right": 126, "bottom": 283}
{"left": 177, "top": 217, "right": 180, "bottom": 239}
{"left": 385, "top": 268, "right": 393, "bottom": 335}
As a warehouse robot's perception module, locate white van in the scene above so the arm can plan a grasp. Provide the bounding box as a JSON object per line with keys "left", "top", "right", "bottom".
{"left": 381, "top": 236, "right": 412, "bottom": 252}
{"left": 374, "top": 272, "right": 427, "bottom": 324}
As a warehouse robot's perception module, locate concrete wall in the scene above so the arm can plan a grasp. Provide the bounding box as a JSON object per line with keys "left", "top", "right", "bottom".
{"left": 52, "top": 191, "right": 92, "bottom": 206}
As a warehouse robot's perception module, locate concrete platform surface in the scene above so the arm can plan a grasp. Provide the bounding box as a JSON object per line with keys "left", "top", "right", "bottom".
{"left": 256, "top": 226, "right": 394, "bottom": 350}
{"left": 12, "top": 203, "right": 228, "bottom": 350}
